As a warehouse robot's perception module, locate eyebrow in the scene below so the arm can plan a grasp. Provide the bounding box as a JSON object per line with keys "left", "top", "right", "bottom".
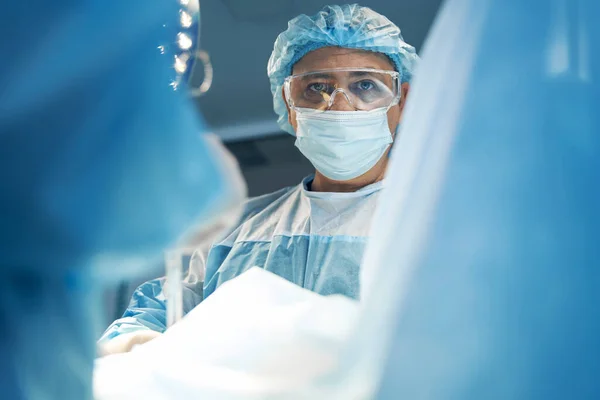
{"left": 298, "top": 70, "right": 381, "bottom": 81}
{"left": 299, "top": 73, "right": 333, "bottom": 81}
{"left": 348, "top": 71, "right": 377, "bottom": 78}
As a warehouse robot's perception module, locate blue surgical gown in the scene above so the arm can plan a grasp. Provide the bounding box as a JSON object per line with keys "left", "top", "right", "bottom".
{"left": 353, "top": 0, "right": 600, "bottom": 398}
{"left": 0, "top": 2, "right": 237, "bottom": 399}
{"left": 101, "top": 176, "right": 382, "bottom": 340}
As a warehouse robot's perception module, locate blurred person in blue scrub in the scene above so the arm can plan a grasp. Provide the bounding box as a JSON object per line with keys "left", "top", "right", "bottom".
{"left": 100, "top": 3, "right": 420, "bottom": 352}
{"left": 369, "top": 0, "right": 600, "bottom": 398}
{"left": 0, "top": 1, "right": 243, "bottom": 399}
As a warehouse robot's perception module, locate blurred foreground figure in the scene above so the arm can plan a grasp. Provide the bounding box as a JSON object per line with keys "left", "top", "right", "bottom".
{"left": 0, "top": 2, "right": 243, "bottom": 399}
{"left": 348, "top": 0, "right": 600, "bottom": 398}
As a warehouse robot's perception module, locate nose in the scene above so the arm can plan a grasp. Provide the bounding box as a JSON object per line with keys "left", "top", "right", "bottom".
{"left": 327, "top": 89, "right": 355, "bottom": 111}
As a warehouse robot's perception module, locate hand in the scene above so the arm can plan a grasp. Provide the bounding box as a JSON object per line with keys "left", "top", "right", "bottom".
{"left": 98, "top": 330, "right": 162, "bottom": 356}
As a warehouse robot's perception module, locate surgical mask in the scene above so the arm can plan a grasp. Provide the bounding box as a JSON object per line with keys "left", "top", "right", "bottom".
{"left": 294, "top": 106, "right": 393, "bottom": 181}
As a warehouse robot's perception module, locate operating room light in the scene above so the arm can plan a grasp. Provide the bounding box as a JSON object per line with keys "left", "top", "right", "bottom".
{"left": 177, "top": 33, "right": 193, "bottom": 50}
{"left": 174, "top": 54, "right": 189, "bottom": 74}
{"left": 180, "top": 11, "right": 192, "bottom": 28}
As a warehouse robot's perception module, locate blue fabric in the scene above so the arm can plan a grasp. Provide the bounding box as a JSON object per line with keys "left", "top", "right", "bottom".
{"left": 362, "top": 0, "right": 599, "bottom": 398}
{"left": 99, "top": 276, "right": 204, "bottom": 342}
{"left": 267, "top": 4, "right": 419, "bottom": 135}
{"left": 0, "top": 2, "right": 233, "bottom": 399}
{"left": 103, "top": 176, "right": 383, "bottom": 340}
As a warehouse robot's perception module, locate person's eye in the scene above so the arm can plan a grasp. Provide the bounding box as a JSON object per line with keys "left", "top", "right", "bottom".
{"left": 307, "top": 82, "right": 327, "bottom": 92}
{"left": 357, "top": 80, "right": 375, "bottom": 91}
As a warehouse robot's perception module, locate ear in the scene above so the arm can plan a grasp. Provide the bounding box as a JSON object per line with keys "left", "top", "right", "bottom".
{"left": 399, "top": 82, "right": 411, "bottom": 117}
{"left": 282, "top": 86, "right": 293, "bottom": 125}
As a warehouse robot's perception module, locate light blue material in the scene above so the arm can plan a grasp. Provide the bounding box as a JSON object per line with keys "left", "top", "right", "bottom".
{"left": 294, "top": 107, "right": 393, "bottom": 181}
{"left": 99, "top": 276, "right": 204, "bottom": 341}
{"left": 344, "top": 0, "right": 599, "bottom": 398}
{"left": 0, "top": 2, "right": 234, "bottom": 399}
{"left": 268, "top": 4, "right": 419, "bottom": 135}
{"left": 101, "top": 176, "right": 383, "bottom": 340}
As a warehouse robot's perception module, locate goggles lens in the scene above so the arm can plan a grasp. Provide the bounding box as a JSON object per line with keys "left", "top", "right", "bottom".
{"left": 285, "top": 68, "right": 400, "bottom": 111}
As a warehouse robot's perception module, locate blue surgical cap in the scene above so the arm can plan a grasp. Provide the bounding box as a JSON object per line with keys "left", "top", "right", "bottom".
{"left": 268, "top": 4, "right": 419, "bottom": 135}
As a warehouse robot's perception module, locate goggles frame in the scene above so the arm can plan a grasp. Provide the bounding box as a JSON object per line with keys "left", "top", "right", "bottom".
{"left": 283, "top": 68, "right": 401, "bottom": 111}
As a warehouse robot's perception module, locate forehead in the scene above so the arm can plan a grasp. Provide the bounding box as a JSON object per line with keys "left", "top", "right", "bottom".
{"left": 292, "top": 47, "right": 395, "bottom": 75}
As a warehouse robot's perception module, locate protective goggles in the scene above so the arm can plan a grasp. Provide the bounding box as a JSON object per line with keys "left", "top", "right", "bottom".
{"left": 283, "top": 68, "right": 401, "bottom": 111}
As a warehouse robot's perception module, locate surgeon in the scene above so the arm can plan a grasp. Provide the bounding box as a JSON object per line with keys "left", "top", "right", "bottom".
{"left": 100, "top": 4, "right": 419, "bottom": 351}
